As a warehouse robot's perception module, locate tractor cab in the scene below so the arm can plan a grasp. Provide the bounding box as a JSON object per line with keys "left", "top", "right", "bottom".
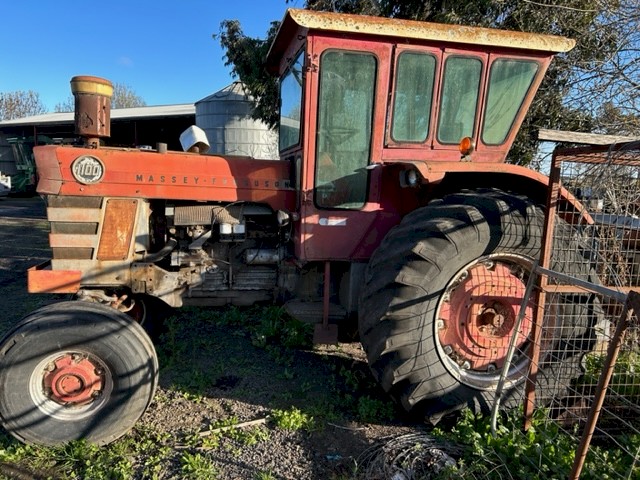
{"left": 267, "top": 9, "right": 574, "bottom": 261}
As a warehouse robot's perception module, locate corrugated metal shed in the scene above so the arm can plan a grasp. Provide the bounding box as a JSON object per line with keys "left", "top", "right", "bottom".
{"left": 195, "top": 82, "right": 277, "bottom": 160}
{"left": 0, "top": 104, "right": 195, "bottom": 127}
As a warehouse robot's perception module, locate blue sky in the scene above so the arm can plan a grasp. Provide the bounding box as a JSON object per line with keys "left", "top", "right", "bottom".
{"left": 0, "top": 0, "right": 299, "bottom": 111}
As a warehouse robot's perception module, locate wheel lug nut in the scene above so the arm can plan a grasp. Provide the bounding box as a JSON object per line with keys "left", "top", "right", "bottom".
{"left": 461, "top": 361, "right": 471, "bottom": 369}
{"left": 443, "top": 345, "right": 453, "bottom": 355}
{"left": 487, "top": 363, "right": 497, "bottom": 372}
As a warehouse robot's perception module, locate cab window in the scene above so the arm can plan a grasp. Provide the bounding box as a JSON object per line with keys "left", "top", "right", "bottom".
{"left": 315, "top": 50, "right": 376, "bottom": 209}
{"left": 391, "top": 52, "right": 436, "bottom": 143}
{"left": 279, "top": 51, "right": 304, "bottom": 151}
{"left": 482, "top": 59, "right": 539, "bottom": 145}
{"left": 437, "top": 56, "right": 482, "bottom": 144}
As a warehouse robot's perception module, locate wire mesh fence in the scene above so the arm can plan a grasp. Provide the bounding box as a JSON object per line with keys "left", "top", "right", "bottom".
{"left": 491, "top": 141, "right": 640, "bottom": 479}
{"left": 352, "top": 143, "right": 640, "bottom": 479}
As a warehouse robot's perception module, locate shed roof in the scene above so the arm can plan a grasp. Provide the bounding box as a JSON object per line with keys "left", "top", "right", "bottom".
{"left": 0, "top": 104, "right": 195, "bottom": 127}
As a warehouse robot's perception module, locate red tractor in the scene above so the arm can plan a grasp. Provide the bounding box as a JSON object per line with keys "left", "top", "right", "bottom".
{"left": 0, "top": 9, "right": 590, "bottom": 445}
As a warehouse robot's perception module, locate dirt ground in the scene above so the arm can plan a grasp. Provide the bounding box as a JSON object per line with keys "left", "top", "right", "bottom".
{"left": 0, "top": 195, "right": 426, "bottom": 479}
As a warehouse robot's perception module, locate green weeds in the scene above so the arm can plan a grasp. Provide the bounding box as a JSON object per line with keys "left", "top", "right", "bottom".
{"left": 433, "top": 408, "right": 640, "bottom": 479}
{"left": 270, "top": 407, "right": 315, "bottom": 432}
{"left": 180, "top": 452, "right": 218, "bottom": 479}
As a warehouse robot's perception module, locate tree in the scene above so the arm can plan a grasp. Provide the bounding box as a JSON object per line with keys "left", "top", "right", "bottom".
{"left": 215, "top": 20, "right": 281, "bottom": 128}
{"left": 219, "top": 0, "right": 638, "bottom": 165}
{"left": 0, "top": 90, "right": 47, "bottom": 121}
{"left": 54, "top": 82, "right": 146, "bottom": 112}
{"left": 111, "top": 82, "right": 146, "bottom": 109}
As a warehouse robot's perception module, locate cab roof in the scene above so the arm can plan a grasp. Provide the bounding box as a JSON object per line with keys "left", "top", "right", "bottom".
{"left": 267, "top": 8, "right": 575, "bottom": 72}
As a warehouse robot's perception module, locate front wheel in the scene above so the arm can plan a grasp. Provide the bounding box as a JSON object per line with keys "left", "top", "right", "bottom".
{"left": 0, "top": 301, "right": 158, "bottom": 446}
{"left": 359, "top": 190, "right": 596, "bottom": 422}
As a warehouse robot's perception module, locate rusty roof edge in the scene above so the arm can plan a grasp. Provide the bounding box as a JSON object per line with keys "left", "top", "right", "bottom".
{"left": 282, "top": 8, "right": 575, "bottom": 54}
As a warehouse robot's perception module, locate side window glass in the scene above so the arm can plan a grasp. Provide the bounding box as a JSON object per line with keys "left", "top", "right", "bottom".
{"left": 279, "top": 51, "right": 304, "bottom": 151}
{"left": 482, "top": 59, "right": 539, "bottom": 145}
{"left": 391, "top": 52, "right": 436, "bottom": 143}
{"left": 437, "top": 56, "right": 482, "bottom": 144}
{"left": 315, "top": 51, "right": 376, "bottom": 209}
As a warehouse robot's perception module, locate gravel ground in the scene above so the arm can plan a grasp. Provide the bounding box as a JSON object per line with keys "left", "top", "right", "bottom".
{"left": 0, "top": 195, "right": 427, "bottom": 480}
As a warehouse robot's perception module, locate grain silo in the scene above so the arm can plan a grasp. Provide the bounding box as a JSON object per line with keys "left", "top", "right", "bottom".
{"left": 195, "top": 82, "right": 278, "bottom": 160}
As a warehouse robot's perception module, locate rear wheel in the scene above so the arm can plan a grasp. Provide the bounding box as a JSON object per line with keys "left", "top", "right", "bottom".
{"left": 0, "top": 301, "right": 158, "bottom": 445}
{"left": 359, "top": 189, "right": 596, "bottom": 421}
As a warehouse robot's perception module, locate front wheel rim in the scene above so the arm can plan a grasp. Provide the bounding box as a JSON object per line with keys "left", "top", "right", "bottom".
{"left": 29, "top": 351, "right": 114, "bottom": 421}
{"left": 436, "top": 254, "right": 534, "bottom": 390}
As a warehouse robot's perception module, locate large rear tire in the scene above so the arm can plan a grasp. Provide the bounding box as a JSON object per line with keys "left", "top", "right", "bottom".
{"left": 0, "top": 301, "right": 158, "bottom": 446}
{"left": 359, "top": 189, "right": 597, "bottom": 422}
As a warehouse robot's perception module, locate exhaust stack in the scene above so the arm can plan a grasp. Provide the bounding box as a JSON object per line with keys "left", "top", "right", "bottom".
{"left": 70, "top": 76, "right": 113, "bottom": 147}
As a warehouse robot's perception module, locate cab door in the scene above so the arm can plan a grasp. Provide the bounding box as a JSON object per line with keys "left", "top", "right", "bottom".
{"left": 299, "top": 37, "right": 392, "bottom": 261}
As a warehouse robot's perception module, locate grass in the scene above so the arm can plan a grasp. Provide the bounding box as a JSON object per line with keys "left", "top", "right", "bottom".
{"left": 3, "top": 303, "right": 639, "bottom": 479}
{"left": 0, "top": 304, "right": 382, "bottom": 478}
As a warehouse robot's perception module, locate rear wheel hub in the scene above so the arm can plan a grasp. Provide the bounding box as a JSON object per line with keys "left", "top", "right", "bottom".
{"left": 438, "top": 257, "right": 533, "bottom": 374}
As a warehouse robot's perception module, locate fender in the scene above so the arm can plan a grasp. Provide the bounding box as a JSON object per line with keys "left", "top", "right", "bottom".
{"left": 405, "top": 160, "right": 593, "bottom": 224}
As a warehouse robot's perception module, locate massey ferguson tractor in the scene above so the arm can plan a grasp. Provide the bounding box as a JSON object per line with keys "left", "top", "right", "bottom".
{"left": 0, "top": 9, "right": 592, "bottom": 446}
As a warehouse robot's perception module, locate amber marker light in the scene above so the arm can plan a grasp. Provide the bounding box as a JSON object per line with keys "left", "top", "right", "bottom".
{"left": 459, "top": 137, "right": 476, "bottom": 156}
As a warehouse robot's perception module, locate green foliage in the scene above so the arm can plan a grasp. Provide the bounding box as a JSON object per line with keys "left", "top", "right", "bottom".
{"left": 255, "top": 471, "right": 278, "bottom": 480}
{"left": 215, "top": 20, "right": 281, "bottom": 129}
{"left": 180, "top": 452, "right": 218, "bottom": 480}
{"left": 433, "top": 408, "right": 640, "bottom": 479}
{"left": 582, "top": 350, "right": 640, "bottom": 399}
{"left": 181, "top": 417, "right": 271, "bottom": 454}
{"left": 253, "top": 306, "right": 312, "bottom": 349}
{"left": 0, "top": 427, "right": 175, "bottom": 480}
{"left": 0, "top": 437, "right": 134, "bottom": 480}
{"left": 270, "top": 406, "right": 315, "bottom": 431}
{"left": 356, "top": 395, "right": 395, "bottom": 423}
{"left": 220, "top": 0, "right": 638, "bottom": 167}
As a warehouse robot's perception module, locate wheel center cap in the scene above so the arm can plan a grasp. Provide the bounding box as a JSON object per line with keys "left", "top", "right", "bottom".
{"left": 43, "top": 354, "right": 104, "bottom": 406}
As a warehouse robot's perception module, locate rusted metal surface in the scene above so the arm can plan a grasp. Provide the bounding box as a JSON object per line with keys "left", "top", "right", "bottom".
{"left": 33, "top": 145, "right": 296, "bottom": 210}
{"left": 408, "top": 160, "right": 593, "bottom": 224}
{"left": 96, "top": 199, "right": 138, "bottom": 261}
{"left": 47, "top": 207, "right": 101, "bottom": 223}
{"left": 313, "top": 261, "right": 339, "bottom": 344}
{"left": 268, "top": 8, "right": 574, "bottom": 68}
{"left": 523, "top": 160, "right": 561, "bottom": 430}
{"left": 43, "top": 354, "right": 104, "bottom": 406}
{"left": 569, "top": 293, "right": 635, "bottom": 480}
{"left": 439, "top": 262, "right": 533, "bottom": 370}
{"left": 71, "top": 76, "right": 113, "bottom": 144}
{"left": 538, "top": 129, "right": 640, "bottom": 145}
{"left": 49, "top": 233, "right": 97, "bottom": 249}
{"left": 27, "top": 262, "right": 81, "bottom": 293}
{"left": 554, "top": 142, "right": 640, "bottom": 166}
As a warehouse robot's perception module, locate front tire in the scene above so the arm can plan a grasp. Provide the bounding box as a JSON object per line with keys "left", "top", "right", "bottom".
{"left": 0, "top": 301, "right": 158, "bottom": 446}
{"left": 359, "top": 190, "right": 595, "bottom": 421}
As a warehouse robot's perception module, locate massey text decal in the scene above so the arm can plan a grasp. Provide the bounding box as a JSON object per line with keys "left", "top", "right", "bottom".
{"left": 134, "top": 174, "right": 290, "bottom": 189}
